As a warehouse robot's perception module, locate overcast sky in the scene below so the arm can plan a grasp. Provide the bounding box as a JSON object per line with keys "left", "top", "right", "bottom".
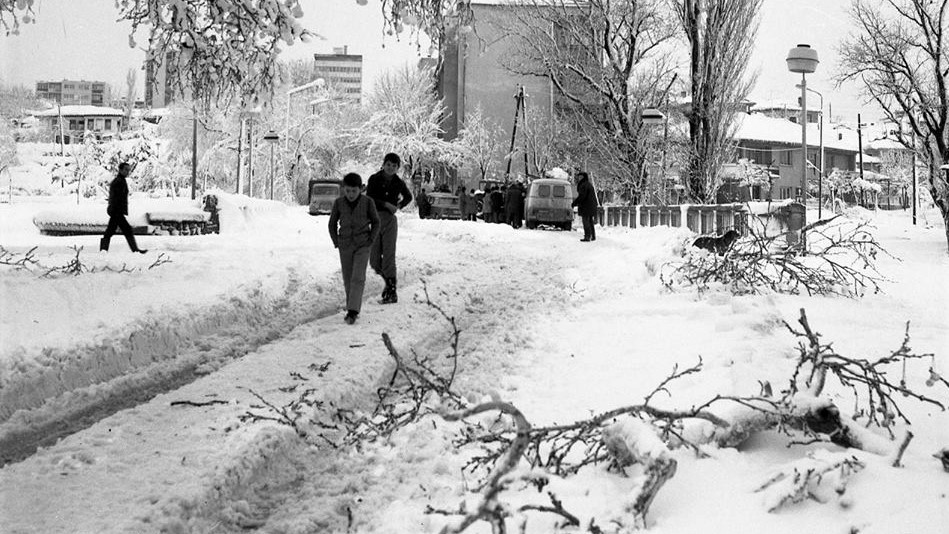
{"left": 0, "top": 0, "right": 882, "bottom": 124}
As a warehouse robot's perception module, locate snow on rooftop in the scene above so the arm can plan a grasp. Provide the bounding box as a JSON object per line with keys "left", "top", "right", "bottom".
{"left": 735, "top": 113, "right": 859, "bottom": 152}
{"left": 33, "top": 105, "right": 125, "bottom": 117}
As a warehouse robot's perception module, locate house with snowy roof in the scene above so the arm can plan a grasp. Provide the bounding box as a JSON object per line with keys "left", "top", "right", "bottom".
{"left": 720, "top": 113, "right": 862, "bottom": 202}
{"left": 33, "top": 105, "right": 126, "bottom": 144}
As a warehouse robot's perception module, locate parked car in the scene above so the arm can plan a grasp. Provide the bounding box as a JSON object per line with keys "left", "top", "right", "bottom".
{"left": 524, "top": 178, "right": 575, "bottom": 230}
{"left": 308, "top": 179, "right": 341, "bottom": 215}
{"left": 427, "top": 192, "right": 462, "bottom": 219}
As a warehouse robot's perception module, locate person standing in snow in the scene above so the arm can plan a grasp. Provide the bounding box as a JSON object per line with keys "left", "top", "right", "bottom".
{"left": 328, "top": 172, "right": 380, "bottom": 325}
{"left": 505, "top": 181, "right": 525, "bottom": 228}
{"left": 100, "top": 162, "right": 147, "bottom": 254}
{"left": 457, "top": 185, "right": 469, "bottom": 221}
{"left": 416, "top": 188, "right": 431, "bottom": 219}
{"left": 572, "top": 171, "right": 599, "bottom": 242}
{"left": 366, "top": 153, "right": 413, "bottom": 304}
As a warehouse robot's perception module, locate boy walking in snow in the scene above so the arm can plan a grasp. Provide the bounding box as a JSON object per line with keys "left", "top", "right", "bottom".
{"left": 366, "top": 153, "right": 413, "bottom": 304}
{"left": 329, "top": 173, "right": 380, "bottom": 325}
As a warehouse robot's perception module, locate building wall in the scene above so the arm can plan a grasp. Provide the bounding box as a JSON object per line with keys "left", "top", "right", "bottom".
{"left": 313, "top": 48, "right": 363, "bottom": 103}
{"left": 44, "top": 114, "right": 123, "bottom": 143}
{"left": 441, "top": 3, "right": 555, "bottom": 180}
{"left": 36, "top": 80, "right": 111, "bottom": 107}
{"left": 736, "top": 141, "right": 856, "bottom": 199}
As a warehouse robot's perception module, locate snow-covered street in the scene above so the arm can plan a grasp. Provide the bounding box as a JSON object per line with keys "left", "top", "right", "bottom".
{"left": 1, "top": 195, "right": 947, "bottom": 533}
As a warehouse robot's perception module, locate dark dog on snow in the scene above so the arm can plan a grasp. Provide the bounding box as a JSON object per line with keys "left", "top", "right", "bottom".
{"left": 692, "top": 229, "right": 740, "bottom": 255}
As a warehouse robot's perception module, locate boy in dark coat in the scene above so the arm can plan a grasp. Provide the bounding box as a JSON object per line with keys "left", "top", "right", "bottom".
{"left": 365, "top": 153, "right": 413, "bottom": 304}
{"left": 100, "top": 162, "right": 147, "bottom": 254}
{"left": 572, "top": 171, "right": 599, "bottom": 242}
{"left": 329, "top": 172, "right": 381, "bottom": 324}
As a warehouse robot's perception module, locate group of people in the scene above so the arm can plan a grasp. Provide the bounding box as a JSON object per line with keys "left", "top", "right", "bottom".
{"left": 480, "top": 182, "right": 527, "bottom": 228}
{"left": 104, "top": 152, "right": 594, "bottom": 327}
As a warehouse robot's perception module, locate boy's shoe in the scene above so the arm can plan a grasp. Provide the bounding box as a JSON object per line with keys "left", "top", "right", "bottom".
{"left": 381, "top": 277, "right": 398, "bottom": 304}
{"left": 344, "top": 310, "right": 358, "bottom": 325}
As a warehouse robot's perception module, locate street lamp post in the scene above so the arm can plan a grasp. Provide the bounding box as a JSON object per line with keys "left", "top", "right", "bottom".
{"left": 285, "top": 78, "right": 325, "bottom": 159}
{"left": 798, "top": 86, "right": 824, "bottom": 218}
{"left": 263, "top": 130, "right": 280, "bottom": 200}
{"left": 642, "top": 108, "right": 666, "bottom": 203}
{"left": 787, "top": 44, "right": 819, "bottom": 250}
{"left": 242, "top": 107, "right": 261, "bottom": 197}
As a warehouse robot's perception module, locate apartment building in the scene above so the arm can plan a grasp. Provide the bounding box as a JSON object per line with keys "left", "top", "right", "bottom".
{"left": 313, "top": 46, "right": 363, "bottom": 103}
{"left": 35, "top": 80, "right": 111, "bottom": 107}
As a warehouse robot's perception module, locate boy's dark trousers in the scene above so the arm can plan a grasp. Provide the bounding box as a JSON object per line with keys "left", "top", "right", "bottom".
{"left": 101, "top": 214, "right": 141, "bottom": 251}
{"left": 339, "top": 245, "right": 371, "bottom": 312}
{"left": 581, "top": 215, "right": 596, "bottom": 240}
{"left": 370, "top": 212, "right": 398, "bottom": 279}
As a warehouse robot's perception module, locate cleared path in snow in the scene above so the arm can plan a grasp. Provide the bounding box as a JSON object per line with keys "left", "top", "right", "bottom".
{"left": 0, "top": 219, "right": 584, "bottom": 533}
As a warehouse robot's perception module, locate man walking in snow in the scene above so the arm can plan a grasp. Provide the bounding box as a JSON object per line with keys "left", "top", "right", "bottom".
{"left": 366, "top": 153, "right": 413, "bottom": 304}
{"left": 329, "top": 172, "right": 380, "bottom": 325}
{"left": 572, "top": 171, "right": 599, "bottom": 242}
{"left": 100, "top": 162, "right": 147, "bottom": 254}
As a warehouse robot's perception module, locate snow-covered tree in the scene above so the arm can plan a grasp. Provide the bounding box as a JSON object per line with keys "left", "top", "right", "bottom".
{"left": 838, "top": 0, "right": 949, "bottom": 251}
{"left": 490, "top": 0, "right": 679, "bottom": 203}
{"left": 454, "top": 104, "right": 503, "bottom": 182}
{"left": 49, "top": 132, "right": 111, "bottom": 203}
{"left": 0, "top": 118, "right": 17, "bottom": 200}
{"left": 284, "top": 87, "right": 367, "bottom": 203}
{"left": 356, "top": 66, "right": 461, "bottom": 179}
{"left": 675, "top": 0, "right": 763, "bottom": 203}
{"left": 3, "top": 0, "right": 310, "bottom": 105}
{"left": 157, "top": 103, "right": 241, "bottom": 195}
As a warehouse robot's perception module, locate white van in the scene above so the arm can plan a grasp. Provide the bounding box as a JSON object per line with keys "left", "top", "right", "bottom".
{"left": 524, "top": 178, "right": 575, "bottom": 230}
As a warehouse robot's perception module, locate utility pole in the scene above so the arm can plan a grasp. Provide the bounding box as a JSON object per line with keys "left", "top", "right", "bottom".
{"left": 57, "top": 103, "right": 65, "bottom": 156}
{"left": 235, "top": 118, "right": 244, "bottom": 194}
{"left": 911, "top": 122, "right": 917, "bottom": 225}
{"left": 857, "top": 114, "right": 865, "bottom": 208}
{"left": 191, "top": 107, "right": 198, "bottom": 200}
{"left": 247, "top": 117, "right": 255, "bottom": 197}
{"left": 505, "top": 86, "right": 525, "bottom": 180}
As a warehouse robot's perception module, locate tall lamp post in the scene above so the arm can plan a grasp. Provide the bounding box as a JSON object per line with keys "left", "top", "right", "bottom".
{"left": 787, "top": 44, "right": 819, "bottom": 249}
{"left": 285, "top": 78, "right": 325, "bottom": 158}
{"left": 798, "top": 85, "right": 824, "bottom": 217}
{"left": 642, "top": 108, "right": 666, "bottom": 203}
{"left": 263, "top": 130, "right": 280, "bottom": 200}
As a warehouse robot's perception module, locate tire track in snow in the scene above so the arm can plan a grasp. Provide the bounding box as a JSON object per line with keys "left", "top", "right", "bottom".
{"left": 0, "top": 267, "right": 342, "bottom": 466}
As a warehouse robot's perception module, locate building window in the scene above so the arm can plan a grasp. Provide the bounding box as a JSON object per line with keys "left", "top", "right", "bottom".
{"left": 779, "top": 148, "right": 792, "bottom": 166}
{"left": 105, "top": 119, "right": 112, "bottom": 129}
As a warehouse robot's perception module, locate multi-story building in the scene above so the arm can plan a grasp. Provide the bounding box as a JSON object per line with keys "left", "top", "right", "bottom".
{"left": 144, "top": 51, "right": 178, "bottom": 108}
{"left": 35, "top": 80, "right": 111, "bottom": 107}
{"left": 313, "top": 46, "right": 363, "bottom": 103}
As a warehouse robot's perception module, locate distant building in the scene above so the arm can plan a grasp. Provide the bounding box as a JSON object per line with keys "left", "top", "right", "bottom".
{"left": 439, "top": 1, "right": 559, "bottom": 179}
{"left": 33, "top": 105, "right": 125, "bottom": 143}
{"left": 720, "top": 113, "right": 861, "bottom": 201}
{"left": 313, "top": 46, "right": 363, "bottom": 103}
{"left": 751, "top": 100, "right": 821, "bottom": 124}
{"left": 35, "top": 80, "right": 111, "bottom": 107}
{"left": 144, "top": 51, "right": 177, "bottom": 108}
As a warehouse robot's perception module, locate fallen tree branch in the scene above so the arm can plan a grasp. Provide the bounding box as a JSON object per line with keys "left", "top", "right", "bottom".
{"left": 170, "top": 399, "right": 229, "bottom": 407}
